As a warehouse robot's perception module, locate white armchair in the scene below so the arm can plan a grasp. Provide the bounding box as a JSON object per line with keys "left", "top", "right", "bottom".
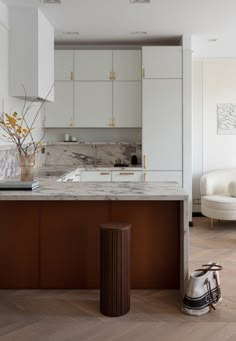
{"left": 200, "top": 169, "right": 236, "bottom": 229}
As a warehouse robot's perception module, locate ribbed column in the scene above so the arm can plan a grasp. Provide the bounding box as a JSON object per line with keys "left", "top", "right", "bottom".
{"left": 100, "top": 222, "right": 131, "bottom": 317}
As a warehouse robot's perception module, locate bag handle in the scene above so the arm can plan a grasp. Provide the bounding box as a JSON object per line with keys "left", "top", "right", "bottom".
{"left": 195, "top": 264, "right": 223, "bottom": 272}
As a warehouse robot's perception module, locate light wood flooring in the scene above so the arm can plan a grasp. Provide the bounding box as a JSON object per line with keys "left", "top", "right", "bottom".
{"left": 1, "top": 217, "right": 236, "bottom": 340}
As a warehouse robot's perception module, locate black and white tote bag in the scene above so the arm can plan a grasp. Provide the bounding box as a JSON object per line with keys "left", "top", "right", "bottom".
{"left": 182, "top": 262, "right": 222, "bottom": 316}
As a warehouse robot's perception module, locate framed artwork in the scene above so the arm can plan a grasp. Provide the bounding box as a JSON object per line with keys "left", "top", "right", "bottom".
{"left": 217, "top": 103, "right": 236, "bottom": 135}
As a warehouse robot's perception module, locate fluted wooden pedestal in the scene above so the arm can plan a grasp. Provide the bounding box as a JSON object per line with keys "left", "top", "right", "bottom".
{"left": 100, "top": 222, "right": 131, "bottom": 317}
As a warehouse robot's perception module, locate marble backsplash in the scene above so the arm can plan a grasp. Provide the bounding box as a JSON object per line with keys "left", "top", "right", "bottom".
{"left": 0, "top": 143, "right": 142, "bottom": 180}
{"left": 44, "top": 143, "right": 142, "bottom": 167}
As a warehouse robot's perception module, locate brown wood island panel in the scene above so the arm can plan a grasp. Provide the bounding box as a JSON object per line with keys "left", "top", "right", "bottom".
{"left": 111, "top": 201, "right": 180, "bottom": 289}
{"left": 40, "top": 201, "right": 110, "bottom": 288}
{"left": 0, "top": 200, "right": 180, "bottom": 289}
{"left": 0, "top": 202, "right": 39, "bottom": 288}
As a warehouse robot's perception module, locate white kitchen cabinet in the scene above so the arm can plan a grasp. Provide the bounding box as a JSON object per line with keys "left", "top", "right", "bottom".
{"left": 81, "top": 171, "right": 112, "bottom": 182}
{"left": 74, "top": 50, "right": 112, "bottom": 81}
{"left": 144, "top": 171, "right": 182, "bottom": 186}
{"left": 45, "top": 82, "right": 74, "bottom": 128}
{"left": 113, "top": 50, "right": 141, "bottom": 81}
{"left": 142, "top": 46, "right": 182, "bottom": 79}
{"left": 55, "top": 50, "right": 74, "bottom": 81}
{"left": 142, "top": 79, "right": 182, "bottom": 170}
{"left": 74, "top": 82, "right": 112, "bottom": 127}
{"left": 113, "top": 82, "right": 141, "bottom": 127}
{"left": 112, "top": 170, "right": 143, "bottom": 182}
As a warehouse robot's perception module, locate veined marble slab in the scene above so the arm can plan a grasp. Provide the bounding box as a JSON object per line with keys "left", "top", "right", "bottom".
{"left": 0, "top": 180, "right": 188, "bottom": 201}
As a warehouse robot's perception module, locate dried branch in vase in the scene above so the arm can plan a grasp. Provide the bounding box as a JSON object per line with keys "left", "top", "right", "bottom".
{"left": 0, "top": 83, "right": 54, "bottom": 155}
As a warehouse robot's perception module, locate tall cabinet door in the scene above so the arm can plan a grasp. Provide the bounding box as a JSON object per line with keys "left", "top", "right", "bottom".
{"left": 113, "top": 50, "right": 141, "bottom": 81}
{"left": 55, "top": 50, "right": 74, "bottom": 81}
{"left": 45, "top": 82, "right": 74, "bottom": 127}
{"left": 142, "top": 79, "right": 182, "bottom": 170}
{"left": 113, "top": 82, "right": 141, "bottom": 127}
{"left": 74, "top": 50, "right": 112, "bottom": 81}
{"left": 142, "top": 46, "right": 182, "bottom": 79}
{"left": 74, "top": 82, "right": 112, "bottom": 127}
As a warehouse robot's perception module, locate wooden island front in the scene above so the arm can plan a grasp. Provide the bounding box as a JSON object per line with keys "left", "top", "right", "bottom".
{"left": 0, "top": 181, "right": 188, "bottom": 294}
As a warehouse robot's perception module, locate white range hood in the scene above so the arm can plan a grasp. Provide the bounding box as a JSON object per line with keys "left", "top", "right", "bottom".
{"left": 9, "top": 8, "right": 54, "bottom": 102}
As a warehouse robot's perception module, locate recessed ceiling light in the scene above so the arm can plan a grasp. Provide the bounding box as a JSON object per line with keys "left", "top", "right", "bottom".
{"left": 208, "top": 38, "right": 218, "bottom": 42}
{"left": 130, "top": 0, "right": 150, "bottom": 3}
{"left": 40, "top": 0, "right": 62, "bottom": 4}
{"left": 131, "top": 31, "right": 148, "bottom": 35}
{"left": 63, "top": 32, "right": 80, "bottom": 35}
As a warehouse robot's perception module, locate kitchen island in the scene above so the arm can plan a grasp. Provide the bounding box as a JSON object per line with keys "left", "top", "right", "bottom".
{"left": 0, "top": 179, "right": 188, "bottom": 295}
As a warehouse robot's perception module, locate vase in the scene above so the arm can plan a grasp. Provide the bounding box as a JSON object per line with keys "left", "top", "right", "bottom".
{"left": 19, "top": 154, "right": 35, "bottom": 181}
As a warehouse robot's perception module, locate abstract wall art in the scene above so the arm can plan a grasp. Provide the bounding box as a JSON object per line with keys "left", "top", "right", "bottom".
{"left": 217, "top": 103, "right": 236, "bottom": 135}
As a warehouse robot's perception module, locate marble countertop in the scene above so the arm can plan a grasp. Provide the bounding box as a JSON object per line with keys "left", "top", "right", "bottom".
{"left": 0, "top": 177, "right": 188, "bottom": 201}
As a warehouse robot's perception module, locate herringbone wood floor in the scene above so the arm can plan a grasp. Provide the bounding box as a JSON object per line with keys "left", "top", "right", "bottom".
{"left": 1, "top": 217, "right": 236, "bottom": 340}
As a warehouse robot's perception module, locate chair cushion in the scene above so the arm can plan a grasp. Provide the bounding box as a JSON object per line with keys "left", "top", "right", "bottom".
{"left": 229, "top": 181, "right": 236, "bottom": 197}
{"left": 202, "top": 194, "right": 236, "bottom": 210}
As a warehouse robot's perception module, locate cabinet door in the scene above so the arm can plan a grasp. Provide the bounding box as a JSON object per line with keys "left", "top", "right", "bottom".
{"left": 55, "top": 50, "right": 74, "bottom": 81}
{"left": 142, "top": 79, "right": 182, "bottom": 170}
{"left": 81, "top": 171, "right": 112, "bottom": 182}
{"left": 74, "top": 82, "right": 112, "bottom": 127}
{"left": 112, "top": 171, "right": 143, "bottom": 182}
{"left": 113, "top": 50, "right": 141, "bottom": 81}
{"left": 142, "top": 46, "right": 182, "bottom": 79}
{"left": 40, "top": 201, "right": 110, "bottom": 288}
{"left": 113, "top": 82, "right": 141, "bottom": 128}
{"left": 45, "top": 82, "right": 74, "bottom": 128}
{"left": 144, "top": 171, "right": 182, "bottom": 186}
{"left": 74, "top": 50, "right": 112, "bottom": 81}
{"left": 0, "top": 202, "right": 39, "bottom": 288}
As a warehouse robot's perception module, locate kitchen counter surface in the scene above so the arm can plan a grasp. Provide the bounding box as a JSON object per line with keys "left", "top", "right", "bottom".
{"left": 0, "top": 177, "right": 188, "bottom": 201}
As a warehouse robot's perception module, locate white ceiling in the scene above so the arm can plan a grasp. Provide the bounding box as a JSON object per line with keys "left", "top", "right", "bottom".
{"left": 4, "top": 0, "right": 236, "bottom": 57}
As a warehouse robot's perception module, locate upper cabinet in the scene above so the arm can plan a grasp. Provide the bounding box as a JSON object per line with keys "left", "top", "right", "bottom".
{"left": 74, "top": 82, "right": 112, "bottom": 128}
{"left": 113, "top": 50, "right": 141, "bottom": 81}
{"left": 142, "top": 46, "right": 182, "bottom": 79}
{"left": 55, "top": 51, "right": 74, "bottom": 81}
{"left": 74, "top": 50, "right": 113, "bottom": 81}
{"left": 9, "top": 8, "right": 54, "bottom": 102}
{"left": 45, "top": 82, "right": 74, "bottom": 128}
{"left": 113, "top": 82, "right": 141, "bottom": 128}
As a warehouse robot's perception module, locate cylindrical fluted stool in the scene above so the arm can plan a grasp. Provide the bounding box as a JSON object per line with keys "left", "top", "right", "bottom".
{"left": 100, "top": 221, "right": 131, "bottom": 317}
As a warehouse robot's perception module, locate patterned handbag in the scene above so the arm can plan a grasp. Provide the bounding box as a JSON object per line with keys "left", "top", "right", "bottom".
{"left": 182, "top": 262, "right": 222, "bottom": 316}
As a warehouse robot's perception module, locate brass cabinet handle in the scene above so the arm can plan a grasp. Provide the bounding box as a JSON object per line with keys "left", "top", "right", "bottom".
{"left": 100, "top": 172, "right": 110, "bottom": 175}
{"left": 144, "top": 172, "right": 147, "bottom": 182}
{"left": 119, "top": 172, "right": 134, "bottom": 175}
{"left": 69, "top": 117, "right": 74, "bottom": 127}
{"left": 113, "top": 71, "right": 116, "bottom": 80}
{"left": 142, "top": 67, "right": 145, "bottom": 78}
{"left": 109, "top": 71, "right": 113, "bottom": 80}
{"left": 70, "top": 71, "right": 74, "bottom": 81}
{"left": 143, "top": 154, "right": 147, "bottom": 169}
{"left": 108, "top": 117, "right": 115, "bottom": 127}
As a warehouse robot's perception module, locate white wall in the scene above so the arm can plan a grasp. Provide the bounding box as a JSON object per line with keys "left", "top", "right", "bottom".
{"left": 0, "top": 1, "right": 43, "bottom": 148}
{"left": 192, "top": 59, "right": 236, "bottom": 211}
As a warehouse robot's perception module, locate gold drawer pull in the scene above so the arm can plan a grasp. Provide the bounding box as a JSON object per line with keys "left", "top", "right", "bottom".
{"left": 119, "top": 172, "right": 134, "bottom": 175}
{"left": 70, "top": 71, "right": 74, "bottom": 80}
{"left": 100, "top": 172, "right": 110, "bottom": 175}
{"left": 109, "top": 71, "right": 113, "bottom": 80}
{"left": 143, "top": 155, "right": 147, "bottom": 169}
{"left": 142, "top": 67, "right": 145, "bottom": 78}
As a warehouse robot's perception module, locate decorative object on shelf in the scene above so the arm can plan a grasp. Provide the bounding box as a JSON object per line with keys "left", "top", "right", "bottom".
{"left": 64, "top": 133, "right": 70, "bottom": 142}
{"left": 182, "top": 262, "right": 223, "bottom": 316}
{"left": 0, "top": 85, "right": 53, "bottom": 181}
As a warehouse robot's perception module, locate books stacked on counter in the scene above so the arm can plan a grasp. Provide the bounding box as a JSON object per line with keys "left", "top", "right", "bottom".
{"left": 0, "top": 181, "right": 40, "bottom": 191}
